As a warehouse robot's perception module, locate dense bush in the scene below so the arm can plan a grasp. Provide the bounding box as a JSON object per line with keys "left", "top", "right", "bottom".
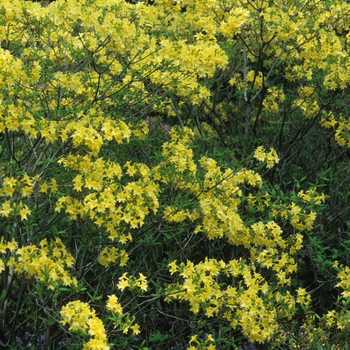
{"left": 2, "top": 0, "right": 350, "bottom": 349}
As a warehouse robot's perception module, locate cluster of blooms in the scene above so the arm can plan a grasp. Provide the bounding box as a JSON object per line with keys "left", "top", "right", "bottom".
{"left": 116, "top": 272, "right": 148, "bottom": 292}
{"left": 188, "top": 333, "right": 216, "bottom": 350}
{"left": 158, "top": 130, "right": 318, "bottom": 343}
{"left": 1, "top": 237, "right": 76, "bottom": 289}
{"left": 0, "top": 238, "right": 17, "bottom": 273}
{"left": 106, "top": 294, "right": 141, "bottom": 335}
{"left": 98, "top": 247, "right": 129, "bottom": 267}
{"left": 243, "top": 70, "right": 264, "bottom": 91}
{"left": 323, "top": 262, "right": 350, "bottom": 331}
{"left": 60, "top": 285, "right": 146, "bottom": 347}
{"left": 334, "top": 117, "right": 350, "bottom": 147}
{"left": 0, "top": 174, "right": 57, "bottom": 221}
{"left": 195, "top": 164, "right": 264, "bottom": 243}
{"left": 154, "top": 127, "right": 198, "bottom": 193}
{"left": 292, "top": 86, "right": 320, "bottom": 118}
{"left": 253, "top": 146, "right": 280, "bottom": 169}
{"left": 262, "top": 86, "right": 286, "bottom": 113}
{"left": 57, "top": 153, "right": 160, "bottom": 244}
{"left": 167, "top": 257, "right": 310, "bottom": 344}
{"left": 157, "top": 128, "right": 272, "bottom": 244}
{"left": 220, "top": 7, "right": 251, "bottom": 37}
{"left": 60, "top": 301, "right": 109, "bottom": 350}
{"left": 298, "top": 188, "right": 326, "bottom": 205}
{"left": 271, "top": 201, "right": 317, "bottom": 233}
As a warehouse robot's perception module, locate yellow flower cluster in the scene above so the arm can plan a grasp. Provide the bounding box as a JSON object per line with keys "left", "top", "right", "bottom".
{"left": 3, "top": 238, "right": 76, "bottom": 289}
{"left": 262, "top": 86, "right": 285, "bottom": 113}
{"left": 188, "top": 333, "right": 216, "bottom": 350}
{"left": 334, "top": 116, "right": 350, "bottom": 147}
{"left": 323, "top": 263, "right": 350, "bottom": 330}
{"left": 0, "top": 174, "right": 57, "bottom": 221}
{"left": 166, "top": 257, "right": 310, "bottom": 343}
{"left": 158, "top": 132, "right": 318, "bottom": 343}
{"left": 57, "top": 153, "right": 160, "bottom": 244}
{"left": 245, "top": 70, "right": 264, "bottom": 90}
{"left": 60, "top": 300, "right": 109, "bottom": 350}
{"left": 98, "top": 247, "right": 129, "bottom": 268}
{"left": 272, "top": 199, "right": 318, "bottom": 233}
{"left": 106, "top": 294, "right": 141, "bottom": 335}
{"left": 288, "top": 202, "right": 317, "bottom": 232}
{"left": 220, "top": 7, "right": 251, "bottom": 38}
{"left": 116, "top": 272, "right": 148, "bottom": 292}
{"left": 334, "top": 263, "right": 350, "bottom": 300}
{"left": 0, "top": 238, "right": 18, "bottom": 273}
{"left": 253, "top": 146, "right": 279, "bottom": 169}
{"left": 298, "top": 188, "right": 326, "bottom": 205}
{"left": 320, "top": 111, "right": 337, "bottom": 129}
{"left": 156, "top": 128, "right": 272, "bottom": 245}
{"left": 292, "top": 86, "right": 320, "bottom": 118}
{"left": 106, "top": 294, "right": 123, "bottom": 315}
{"left": 155, "top": 127, "right": 197, "bottom": 183}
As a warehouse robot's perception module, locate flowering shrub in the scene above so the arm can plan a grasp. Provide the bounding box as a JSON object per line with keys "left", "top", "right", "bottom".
{"left": 1, "top": 0, "right": 350, "bottom": 349}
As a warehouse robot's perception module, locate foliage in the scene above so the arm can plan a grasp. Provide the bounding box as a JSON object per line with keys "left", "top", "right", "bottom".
{"left": 1, "top": 0, "right": 350, "bottom": 349}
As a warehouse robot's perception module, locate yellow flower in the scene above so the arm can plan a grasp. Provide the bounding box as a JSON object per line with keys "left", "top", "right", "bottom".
{"left": 6, "top": 239, "right": 18, "bottom": 252}
{"left": 117, "top": 273, "right": 129, "bottom": 291}
{"left": 326, "top": 310, "right": 336, "bottom": 327}
{"left": 88, "top": 316, "right": 107, "bottom": 340}
{"left": 1, "top": 201, "right": 13, "bottom": 217}
{"left": 189, "top": 335, "right": 199, "bottom": 344}
{"left": 131, "top": 323, "right": 140, "bottom": 335}
{"left": 40, "top": 182, "right": 49, "bottom": 193}
{"left": 168, "top": 260, "right": 178, "bottom": 275}
{"left": 137, "top": 273, "right": 148, "bottom": 291}
{"left": 73, "top": 174, "right": 84, "bottom": 191}
{"left": 20, "top": 205, "right": 31, "bottom": 220}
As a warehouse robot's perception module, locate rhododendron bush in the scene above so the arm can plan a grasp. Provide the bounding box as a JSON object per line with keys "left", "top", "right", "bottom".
{"left": 1, "top": 0, "right": 350, "bottom": 348}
